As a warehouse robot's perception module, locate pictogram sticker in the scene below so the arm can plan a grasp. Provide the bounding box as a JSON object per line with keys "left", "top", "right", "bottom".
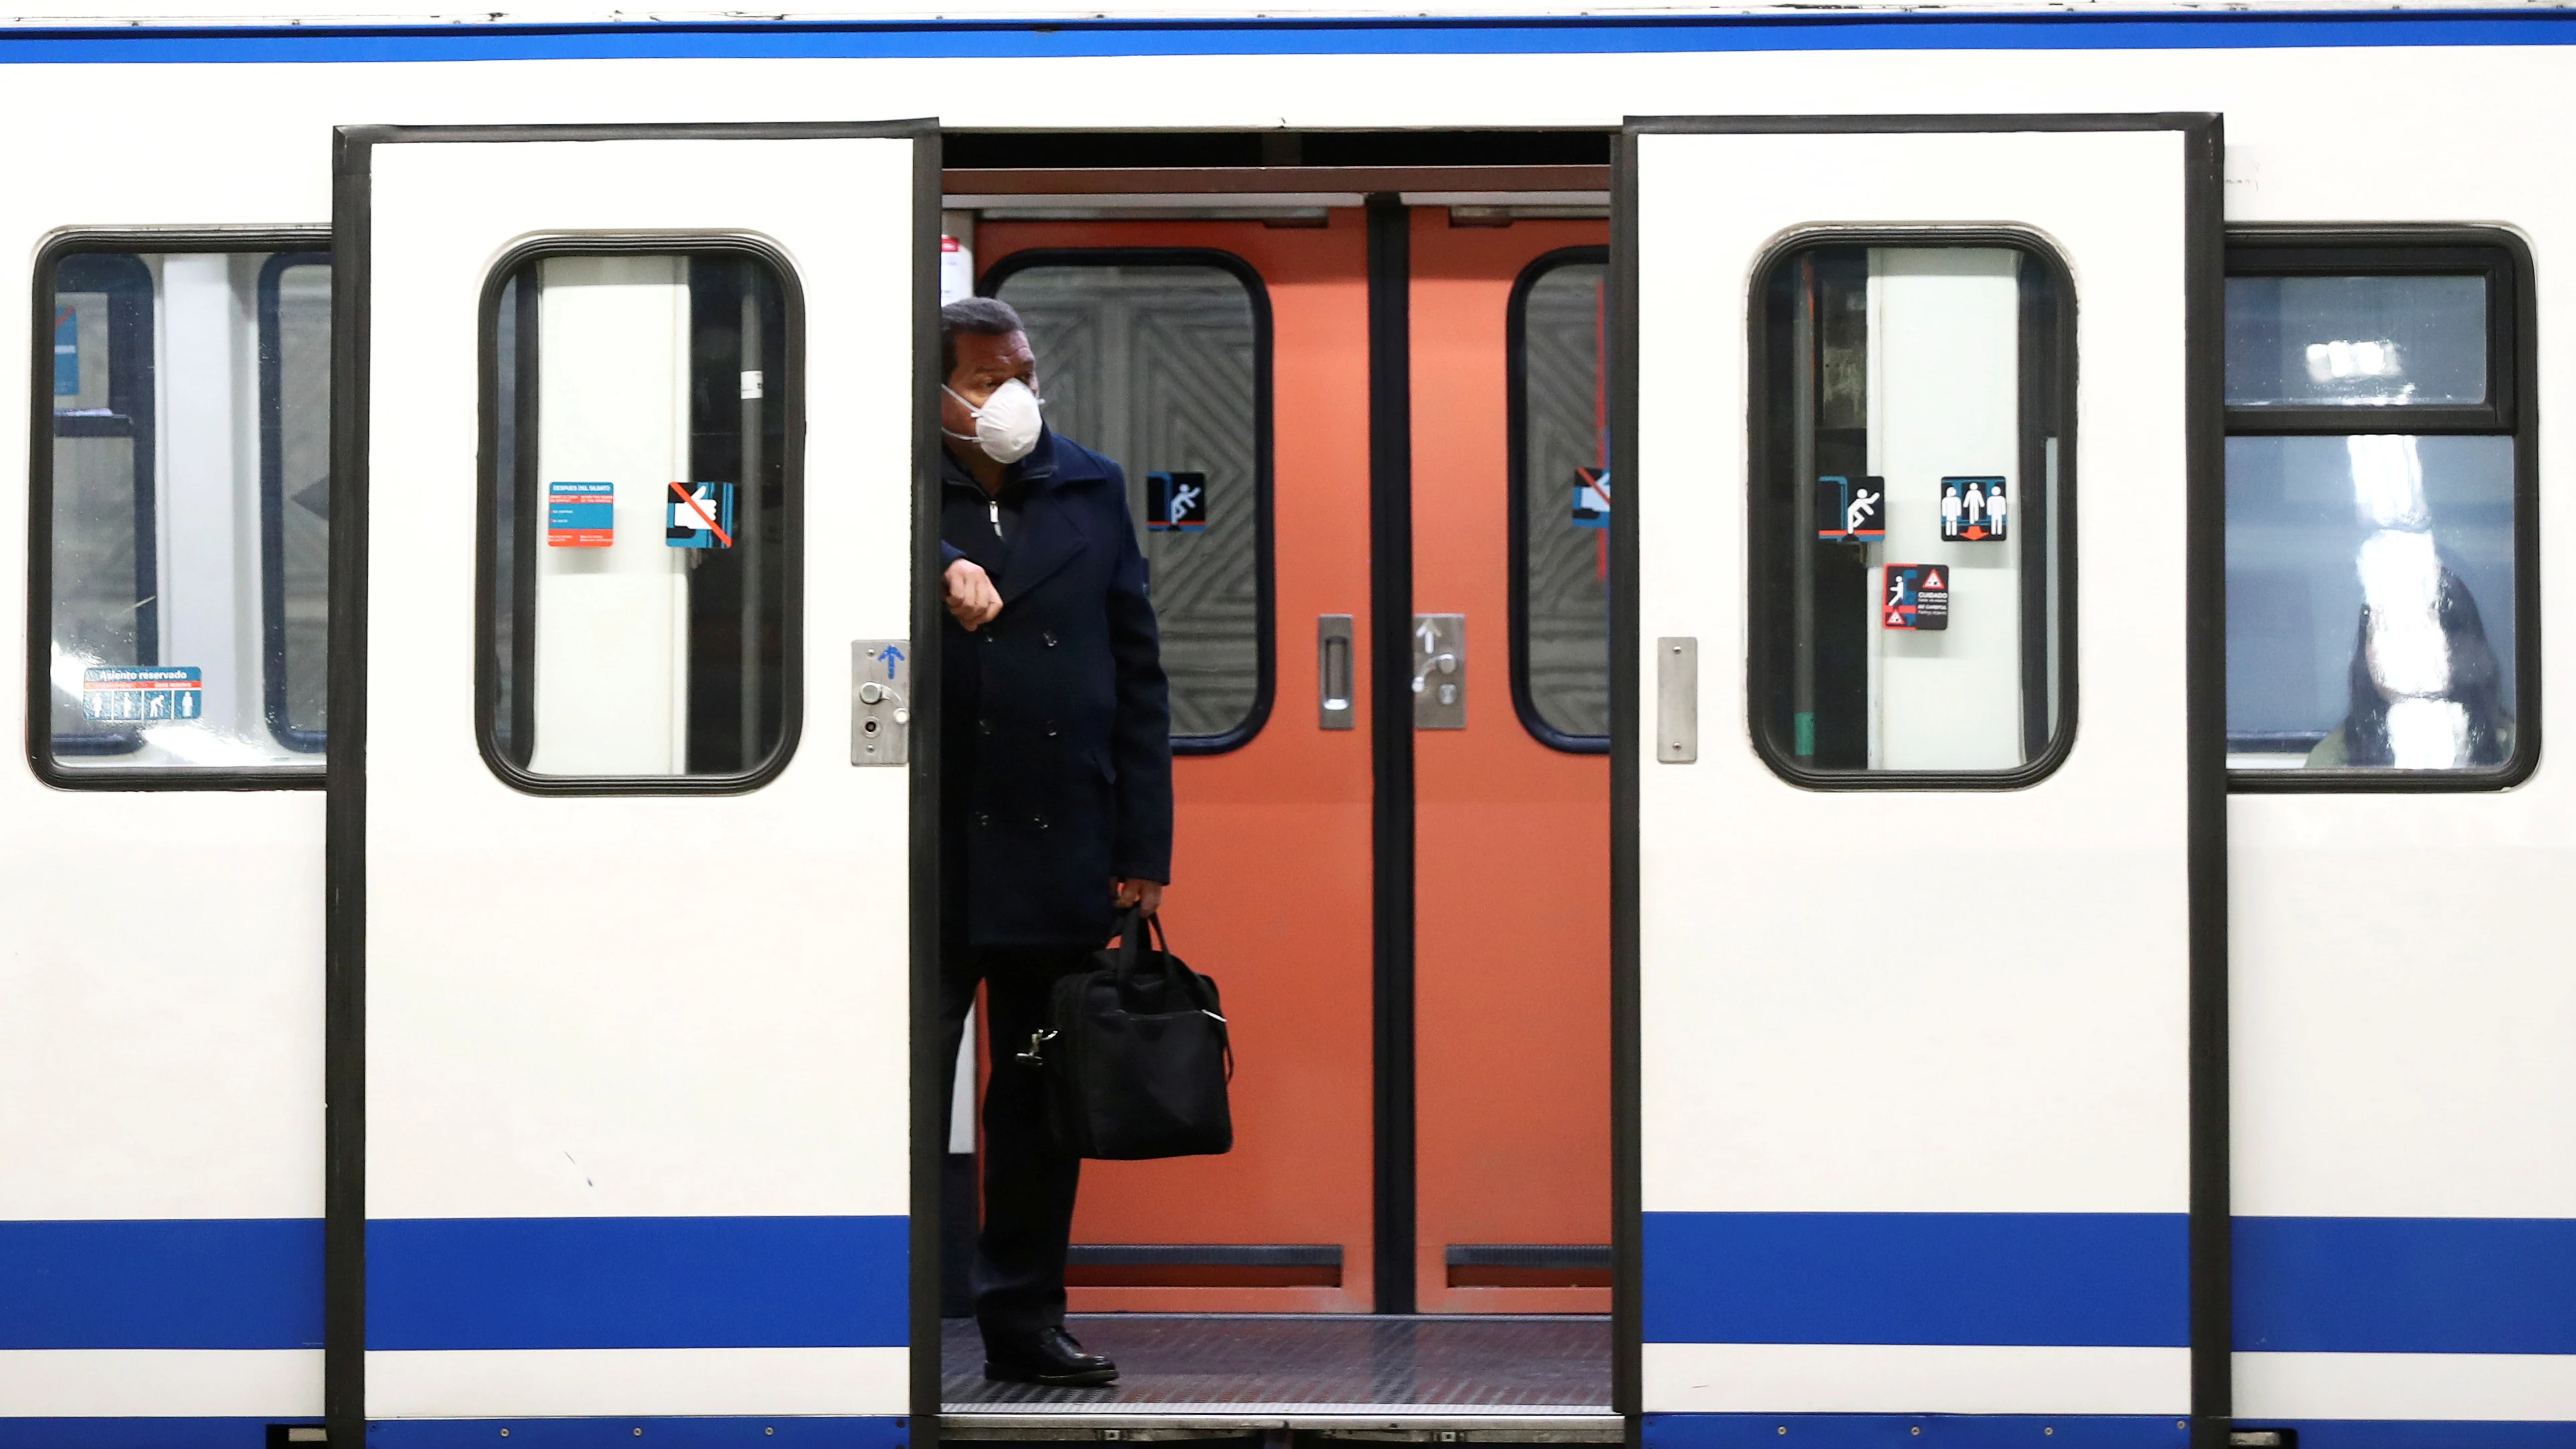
{"left": 667, "top": 481, "right": 735, "bottom": 548}
{"left": 83, "top": 666, "right": 202, "bottom": 721}
{"left": 1148, "top": 471, "right": 1208, "bottom": 532}
{"left": 1939, "top": 475, "right": 2009, "bottom": 542}
{"left": 1572, "top": 466, "right": 1612, "bottom": 530}
{"left": 1883, "top": 564, "right": 1950, "bottom": 630}
{"left": 1818, "top": 474, "right": 1886, "bottom": 544}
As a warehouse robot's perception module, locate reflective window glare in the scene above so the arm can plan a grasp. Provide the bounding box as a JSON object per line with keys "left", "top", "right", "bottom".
{"left": 2225, "top": 273, "right": 2487, "bottom": 409}
{"left": 2225, "top": 434, "right": 2517, "bottom": 771}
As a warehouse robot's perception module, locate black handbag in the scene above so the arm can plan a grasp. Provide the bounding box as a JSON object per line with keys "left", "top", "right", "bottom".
{"left": 1036, "top": 909, "right": 1234, "bottom": 1161}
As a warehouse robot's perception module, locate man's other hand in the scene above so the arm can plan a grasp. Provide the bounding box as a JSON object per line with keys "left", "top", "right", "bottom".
{"left": 1113, "top": 878, "right": 1164, "bottom": 915}
{"left": 944, "top": 558, "right": 1002, "bottom": 630}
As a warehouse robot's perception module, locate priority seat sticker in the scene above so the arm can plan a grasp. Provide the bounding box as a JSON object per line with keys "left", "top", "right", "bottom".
{"left": 83, "top": 666, "right": 202, "bottom": 721}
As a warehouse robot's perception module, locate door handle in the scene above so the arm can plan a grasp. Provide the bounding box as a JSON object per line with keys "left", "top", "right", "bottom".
{"left": 1318, "top": 615, "right": 1354, "bottom": 729}
{"left": 1658, "top": 636, "right": 1696, "bottom": 763}
{"left": 851, "top": 640, "right": 911, "bottom": 765}
{"left": 1412, "top": 614, "right": 1465, "bottom": 730}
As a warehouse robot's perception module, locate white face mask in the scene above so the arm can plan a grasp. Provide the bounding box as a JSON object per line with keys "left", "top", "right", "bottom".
{"left": 944, "top": 377, "right": 1043, "bottom": 465}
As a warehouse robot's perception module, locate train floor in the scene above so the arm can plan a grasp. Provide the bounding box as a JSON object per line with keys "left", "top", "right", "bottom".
{"left": 940, "top": 1313, "right": 1614, "bottom": 1417}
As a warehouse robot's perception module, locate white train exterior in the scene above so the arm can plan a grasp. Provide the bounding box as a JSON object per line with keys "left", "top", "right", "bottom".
{"left": 0, "top": 7, "right": 2567, "bottom": 1448}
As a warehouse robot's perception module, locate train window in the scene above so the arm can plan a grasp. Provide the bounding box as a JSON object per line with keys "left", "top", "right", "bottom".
{"left": 2223, "top": 234, "right": 2534, "bottom": 784}
{"left": 1510, "top": 248, "right": 1612, "bottom": 750}
{"left": 32, "top": 240, "right": 332, "bottom": 785}
{"left": 989, "top": 253, "right": 1272, "bottom": 751}
{"left": 1748, "top": 238, "right": 2074, "bottom": 784}
{"left": 478, "top": 246, "right": 797, "bottom": 789}
{"left": 2227, "top": 274, "right": 2488, "bottom": 409}
{"left": 260, "top": 254, "right": 332, "bottom": 754}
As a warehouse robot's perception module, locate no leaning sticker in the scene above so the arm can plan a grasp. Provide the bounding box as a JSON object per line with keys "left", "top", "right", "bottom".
{"left": 1883, "top": 564, "right": 1949, "bottom": 630}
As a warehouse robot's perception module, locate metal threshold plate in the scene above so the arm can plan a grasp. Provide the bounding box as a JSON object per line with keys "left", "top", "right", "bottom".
{"left": 942, "top": 1314, "right": 1614, "bottom": 1432}
{"left": 942, "top": 1414, "right": 1624, "bottom": 1442}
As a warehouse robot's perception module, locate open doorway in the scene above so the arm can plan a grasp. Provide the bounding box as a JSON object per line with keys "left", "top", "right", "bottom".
{"left": 929, "top": 129, "right": 1618, "bottom": 1434}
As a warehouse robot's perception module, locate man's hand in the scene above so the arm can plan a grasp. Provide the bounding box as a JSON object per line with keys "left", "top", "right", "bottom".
{"left": 943, "top": 558, "right": 1002, "bottom": 630}
{"left": 1113, "top": 878, "right": 1164, "bottom": 915}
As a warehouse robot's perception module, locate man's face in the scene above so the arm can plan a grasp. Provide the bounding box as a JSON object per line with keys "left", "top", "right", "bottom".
{"left": 943, "top": 329, "right": 1038, "bottom": 441}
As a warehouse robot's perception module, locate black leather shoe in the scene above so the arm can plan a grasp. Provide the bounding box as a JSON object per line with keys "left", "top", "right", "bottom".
{"left": 984, "top": 1325, "right": 1119, "bottom": 1387}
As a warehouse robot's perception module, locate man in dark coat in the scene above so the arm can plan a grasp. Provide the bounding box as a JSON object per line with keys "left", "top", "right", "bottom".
{"left": 935, "top": 296, "right": 1171, "bottom": 1387}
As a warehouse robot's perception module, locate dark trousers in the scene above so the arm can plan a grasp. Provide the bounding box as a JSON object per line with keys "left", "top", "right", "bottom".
{"left": 940, "top": 944, "right": 1089, "bottom": 1350}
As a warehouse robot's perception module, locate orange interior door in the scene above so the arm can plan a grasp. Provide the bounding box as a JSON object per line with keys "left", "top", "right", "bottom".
{"left": 976, "top": 214, "right": 1378, "bottom": 1312}
{"left": 1408, "top": 212, "right": 1614, "bottom": 1313}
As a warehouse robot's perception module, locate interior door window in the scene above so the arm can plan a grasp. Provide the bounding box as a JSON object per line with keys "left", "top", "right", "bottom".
{"left": 480, "top": 246, "right": 797, "bottom": 788}
{"left": 1511, "top": 249, "right": 1612, "bottom": 749}
{"left": 1749, "top": 238, "right": 2074, "bottom": 783}
{"left": 35, "top": 242, "right": 331, "bottom": 783}
{"left": 990, "top": 254, "right": 1270, "bottom": 751}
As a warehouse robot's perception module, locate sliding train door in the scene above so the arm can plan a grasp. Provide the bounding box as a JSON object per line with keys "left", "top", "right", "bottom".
{"left": 1621, "top": 118, "right": 2224, "bottom": 1441}
{"left": 1409, "top": 212, "right": 1614, "bottom": 1313}
{"left": 332, "top": 124, "right": 932, "bottom": 1440}
{"left": 974, "top": 216, "right": 1379, "bottom": 1313}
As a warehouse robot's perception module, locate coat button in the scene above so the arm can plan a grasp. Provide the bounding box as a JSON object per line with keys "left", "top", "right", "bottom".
{"left": 1043, "top": 631, "right": 1059, "bottom": 648}
{"left": 1043, "top": 720, "right": 1059, "bottom": 738}
{"left": 1033, "top": 815, "right": 1049, "bottom": 831}
{"left": 977, "top": 718, "right": 993, "bottom": 736}
{"left": 975, "top": 813, "right": 990, "bottom": 827}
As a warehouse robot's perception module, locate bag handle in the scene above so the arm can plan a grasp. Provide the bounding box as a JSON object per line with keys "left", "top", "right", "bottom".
{"left": 1109, "top": 907, "right": 1187, "bottom": 993}
{"left": 1113, "top": 909, "right": 1228, "bottom": 1078}
{"left": 1109, "top": 905, "right": 1162, "bottom": 981}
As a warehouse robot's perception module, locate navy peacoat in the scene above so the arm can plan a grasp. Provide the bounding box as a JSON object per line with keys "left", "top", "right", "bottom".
{"left": 938, "top": 429, "right": 1173, "bottom": 948}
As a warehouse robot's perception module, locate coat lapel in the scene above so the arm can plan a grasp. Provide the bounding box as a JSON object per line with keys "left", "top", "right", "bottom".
{"left": 998, "top": 480, "right": 1089, "bottom": 604}
{"left": 995, "top": 431, "right": 1111, "bottom": 604}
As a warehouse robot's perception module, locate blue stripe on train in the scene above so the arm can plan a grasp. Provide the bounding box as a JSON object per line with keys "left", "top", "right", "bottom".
{"left": 366, "top": 1215, "right": 908, "bottom": 1351}
{"left": 0, "top": 1218, "right": 322, "bottom": 1350}
{"left": 367, "top": 1418, "right": 908, "bottom": 1447}
{"left": 1646, "top": 1416, "right": 2190, "bottom": 1448}
{"left": 1642, "top": 1211, "right": 2189, "bottom": 1348}
{"left": 5, "top": 12, "right": 2576, "bottom": 64}
{"left": 0, "top": 1421, "right": 319, "bottom": 1449}
{"left": 2235, "top": 1215, "right": 2576, "bottom": 1355}
{"left": 2237, "top": 1423, "right": 2576, "bottom": 1447}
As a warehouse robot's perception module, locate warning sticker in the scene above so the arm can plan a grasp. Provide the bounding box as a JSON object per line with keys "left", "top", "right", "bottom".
{"left": 667, "top": 481, "right": 735, "bottom": 549}
{"left": 1572, "top": 466, "right": 1611, "bottom": 530}
{"left": 1940, "top": 475, "right": 2009, "bottom": 542}
{"left": 1818, "top": 474, "right": 1886, "bottom": 544}
{"left": 548, "top": 481, "right": 614, "bottom": 548}
{"left": 1148, "top": 471, "right": 1208, "bottom": 532}
{"left": 83, "top": 666, "right": 203, "bottom": 721}
{"left": 1882, "top": 564, "right": 1950, "bottom": 631}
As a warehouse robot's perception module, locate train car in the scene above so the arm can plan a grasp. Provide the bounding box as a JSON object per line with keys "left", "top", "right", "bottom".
{"left": 0, "top": 7, "right": 2567, "bottom": 1449}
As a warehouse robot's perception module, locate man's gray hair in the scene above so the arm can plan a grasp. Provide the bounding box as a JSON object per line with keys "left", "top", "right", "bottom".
{"left": 941, "top": 296, "right": 1027, "bottom": 378}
